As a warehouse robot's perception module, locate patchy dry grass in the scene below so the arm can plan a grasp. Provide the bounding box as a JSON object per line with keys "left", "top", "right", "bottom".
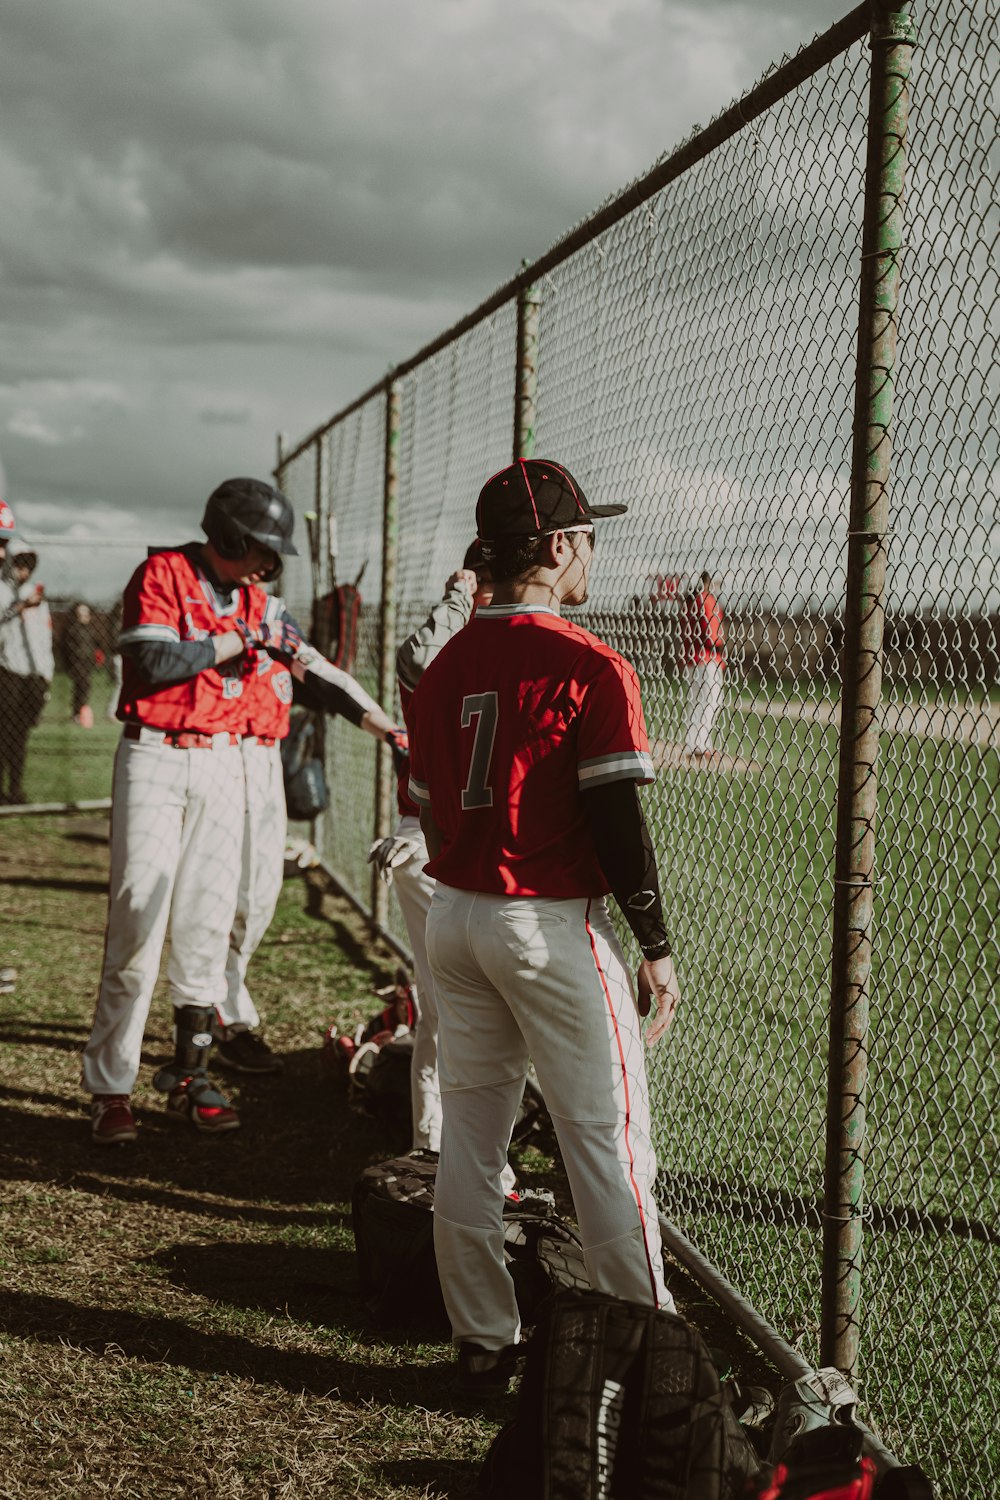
{"left": 0, "top": 814, "right": 769, "bottom": 1498}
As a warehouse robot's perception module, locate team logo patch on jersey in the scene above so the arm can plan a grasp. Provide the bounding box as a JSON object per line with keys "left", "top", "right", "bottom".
{"left": 271, "top": 669, "right": 293, "bottom": 704}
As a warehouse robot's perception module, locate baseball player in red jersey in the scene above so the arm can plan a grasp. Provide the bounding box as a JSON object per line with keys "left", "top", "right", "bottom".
{"left": 681, "top": 569, "right": 726, "bottom": 758}
{"left": 83, "top": 478, "right": 298, "bottom": 1143}
{"left": 407, "top": 458, "right": 682, "bottom": 1393}
{"left": 216, "top": 606, "right": 408, "bottom": 1073}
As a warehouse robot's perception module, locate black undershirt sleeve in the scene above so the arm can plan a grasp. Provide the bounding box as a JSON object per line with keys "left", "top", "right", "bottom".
{"left": 126, "top": 638, "right": 216, "bottom": 686}
{"left": 291, "top": 671, "right": 367, "bottom": 726}
{"left": 581, "top": 779, "right": 671, "bottom": 959}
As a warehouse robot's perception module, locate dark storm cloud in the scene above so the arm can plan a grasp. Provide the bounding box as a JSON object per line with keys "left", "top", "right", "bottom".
{"left": 0, "top": 0, "right": 849, "bottom": 584}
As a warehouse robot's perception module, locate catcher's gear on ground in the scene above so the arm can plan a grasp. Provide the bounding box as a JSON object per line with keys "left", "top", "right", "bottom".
{"left": 201, "top": 477, "right": 298, "bottom": 564}
{"left": 368, "top": 830, "right": 422, "bottom": 886}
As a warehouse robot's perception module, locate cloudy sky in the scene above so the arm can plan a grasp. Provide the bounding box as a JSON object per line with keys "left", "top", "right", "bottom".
{"left": 0, "top": 0, "right": 838, "bottom": 599}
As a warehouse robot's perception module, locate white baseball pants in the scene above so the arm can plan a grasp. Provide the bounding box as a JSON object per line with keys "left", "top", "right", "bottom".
{"left": 218, "top": 740, "right": 287, "bottom": 1030}
{"left": 388, "top": 816, "right": 443, "bottom": 1151}
{"left": 426, "top": 886, "right": 671, "bottom": 1350}
{"left": 683, "top": 662, "right": 725, "bottom": 754}
{"left": 83, "top": 737, "right": 245, "bottom": 1096}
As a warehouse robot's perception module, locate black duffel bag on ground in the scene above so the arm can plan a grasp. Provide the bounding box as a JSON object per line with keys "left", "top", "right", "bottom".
{"left": 479, "top": 1287, "right": 761, "bottom": 1500}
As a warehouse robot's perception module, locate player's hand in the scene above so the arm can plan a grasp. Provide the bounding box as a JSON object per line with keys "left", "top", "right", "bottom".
{"left": 385, "top": 726, "right": 409, "bottom": 775}
{"left": 446, "top": 569, "right": 479, "bottom": 597}
{"left": 258, "top": 617, "right": 305, "bottom": 660}
{"left": 636, "top": 953, "right": 680, "bottom": 1047}
{"left": 367, "top": 832, "right": 421, "bottom": 885}
{"left": 232, "top": 617, "right": 258, "bottom": 654}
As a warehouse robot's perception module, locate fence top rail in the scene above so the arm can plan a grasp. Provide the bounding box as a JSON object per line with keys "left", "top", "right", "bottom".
{"left": 276, "top": 2, "right": 871, "bottom": 474}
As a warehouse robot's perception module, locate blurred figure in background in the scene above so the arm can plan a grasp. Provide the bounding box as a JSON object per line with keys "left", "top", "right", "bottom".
{"left": 105, "top": 599, "right": 124, "bottom": 721}
{"left": 0, "top": 540, "right": 54, "bottom": 805}
{"left": 64, "top": 601, "right": 96, "bottom": 728}
{"left": 681, "top": 570, "right": 726, "bottom": 760}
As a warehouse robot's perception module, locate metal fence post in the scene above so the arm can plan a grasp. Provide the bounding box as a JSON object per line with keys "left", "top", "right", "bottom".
{"left": 822, "top": 0, "right": 916, "bottom": 1379}
{"left": 514, "top": 264, "right": 540, "bottom": 458}
{"left": 372, "top": 378, "right": 401, "bottom": 927}
{"left": 275, "top": 431, "right": 287, "bottom": 484}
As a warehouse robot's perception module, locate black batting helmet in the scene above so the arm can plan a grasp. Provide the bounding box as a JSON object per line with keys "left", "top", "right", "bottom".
{"left": 201, "top": 478, "right": 299, "bottom": 566}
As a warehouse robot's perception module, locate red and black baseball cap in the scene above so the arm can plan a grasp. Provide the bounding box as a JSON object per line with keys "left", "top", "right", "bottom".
{"left": 475, "top": 459, "right": 627, "bottom": 541}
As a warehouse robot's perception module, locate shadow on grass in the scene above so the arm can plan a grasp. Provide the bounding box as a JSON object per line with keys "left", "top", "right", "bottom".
{"left": 0, "top": 1024, "right": 90, "bottom": 1054}
{"left": 375, "top": 1459, "right": 482, "bottom": 1497}
{"left": 0, "top": 1286, "right": 480, "bottom": 1419}
{"left": 148, "top": 1239, "right": 454, "bottom": 1344}
{"left": 0, "top": 874, "right": 109, "bottom": 894}
{"left": 0, "top": 1047, "right": 401, "bottom": 1226}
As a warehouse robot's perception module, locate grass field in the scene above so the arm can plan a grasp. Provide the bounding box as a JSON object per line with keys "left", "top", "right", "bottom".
{"left": 0, "top": 813, "right": 776, "bottom": 1499}
{"left": 4, "top": 669, "right": 995, "bottom": 1497}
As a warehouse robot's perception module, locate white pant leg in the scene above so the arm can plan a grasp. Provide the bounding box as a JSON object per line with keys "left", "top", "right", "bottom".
{"left": 684, "top": 662, "right": 725, "bottom": 753}
{"left": 218, "top": 742, "right": 287, "bottom": 1029}
{"left": 428, "top": 886, "right": 670, "bottom": 1346}
{"left": 165, "top": 744, "right": 246, "bottom": 1012}
{"left": 83, "top": 740, "right": 188, "bottom": 1095}
{"left": 389, "top": 817, "right": 442, "bottom": 1151}
{"left": 427, "top": 885, "right": 529, "bottom": 1348}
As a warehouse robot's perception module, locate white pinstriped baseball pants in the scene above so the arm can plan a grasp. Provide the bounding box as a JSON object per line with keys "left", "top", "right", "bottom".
{"left": 218, "top": 740, "right": 287, "bottom": 1030}
{"left": 426, "top": 885, "right": 671, "bottom": 1350}
{"left": 83, "top": 737, "right": 245, "bottom": 1096}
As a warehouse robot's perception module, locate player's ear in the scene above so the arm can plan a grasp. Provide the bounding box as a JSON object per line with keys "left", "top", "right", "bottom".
{"left": 539, "top": 531, "right": 565, "bottom": 567}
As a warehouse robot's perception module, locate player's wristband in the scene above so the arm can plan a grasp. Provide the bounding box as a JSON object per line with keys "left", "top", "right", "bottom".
{"left": 640, "top": 938, "right": 673, "bottom": 962}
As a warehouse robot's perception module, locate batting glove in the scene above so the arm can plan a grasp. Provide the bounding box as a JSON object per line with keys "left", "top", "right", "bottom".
{"left": 367, "top": 833, "right": 423, "bottom": 886}
{"left": 385, "top": 726, "right": 409, "bottom": 774}
{"left": 258, "top": 618, "right": 305, "bottom": 660}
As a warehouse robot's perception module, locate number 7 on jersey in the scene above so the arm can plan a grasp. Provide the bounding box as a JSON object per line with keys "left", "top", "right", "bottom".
{"left": 461, "top": 692, "right": 498, "bottom": 809}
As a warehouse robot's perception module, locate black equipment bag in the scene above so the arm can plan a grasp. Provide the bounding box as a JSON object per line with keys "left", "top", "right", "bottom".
{"left": 351, "top": 1153, "right": 588, "bottom": 1335}
{"left": 351, "top": 1148, "right": 445, "bottom": 1331}
{"left": 479, "top": 1288, "right": 761, "bottom": 1500}
{"left": 280, "top": 710, "right": 329, "bottom": 821}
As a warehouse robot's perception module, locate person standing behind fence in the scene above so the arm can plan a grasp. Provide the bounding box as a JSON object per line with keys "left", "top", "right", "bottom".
{"left": 681, "top": 570, "right": 725, "bottom": 760}
{"left": 407, "top": 459, "right": 681, "bottom": 1394}
{"left": 63, "top": 601, "right": 96, "bottom": 728}
{"left": 82, "top": 477, "right": 296, "bottom": 1145}
{"left": 369, "top": 542, "right": 516, "bottom": 1183}
{"left": 0, "top": 540, "right": 54, "bottom": 806}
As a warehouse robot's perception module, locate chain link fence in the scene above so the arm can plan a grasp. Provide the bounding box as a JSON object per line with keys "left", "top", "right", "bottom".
{"left": 3, "top": 1, "right": 991, "bottom": 1494}
{"left": 274, "top": 4, "right": 997, "bottom": 1493}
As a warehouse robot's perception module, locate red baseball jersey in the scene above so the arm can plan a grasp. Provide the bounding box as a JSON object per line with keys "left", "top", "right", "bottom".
{"left": 241, "top": 597, "right": 295, "bottom": 739}
{"left": 407, "top": 605, "right": 654, "bottom": 898}
{"left": 681, "top": 590, "right": 725, "bottom": 668}
{"left": 117, "top": 546, "right": 269, "bottom": 734}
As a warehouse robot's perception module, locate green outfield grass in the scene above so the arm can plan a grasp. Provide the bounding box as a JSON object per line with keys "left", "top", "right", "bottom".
{"left": 636, "top": 683, "right": 997, "bottom": 1498}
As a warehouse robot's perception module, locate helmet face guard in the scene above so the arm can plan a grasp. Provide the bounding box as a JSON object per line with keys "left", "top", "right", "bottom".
{"left": 201, "top": 478, "right": 298, "bottom": 578}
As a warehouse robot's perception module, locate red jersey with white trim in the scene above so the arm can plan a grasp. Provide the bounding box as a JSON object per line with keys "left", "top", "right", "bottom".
{"left": 407, "top": 605, "right": 654, "bottom": 898}
{"left": 241, "top": 596, "right": 294, "bottom": 738}
{"left": 117, "top": 546, "right": 269, "bottom": 734}
{"left": 681, "top": 590, "right": 725, "bottom": 668}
